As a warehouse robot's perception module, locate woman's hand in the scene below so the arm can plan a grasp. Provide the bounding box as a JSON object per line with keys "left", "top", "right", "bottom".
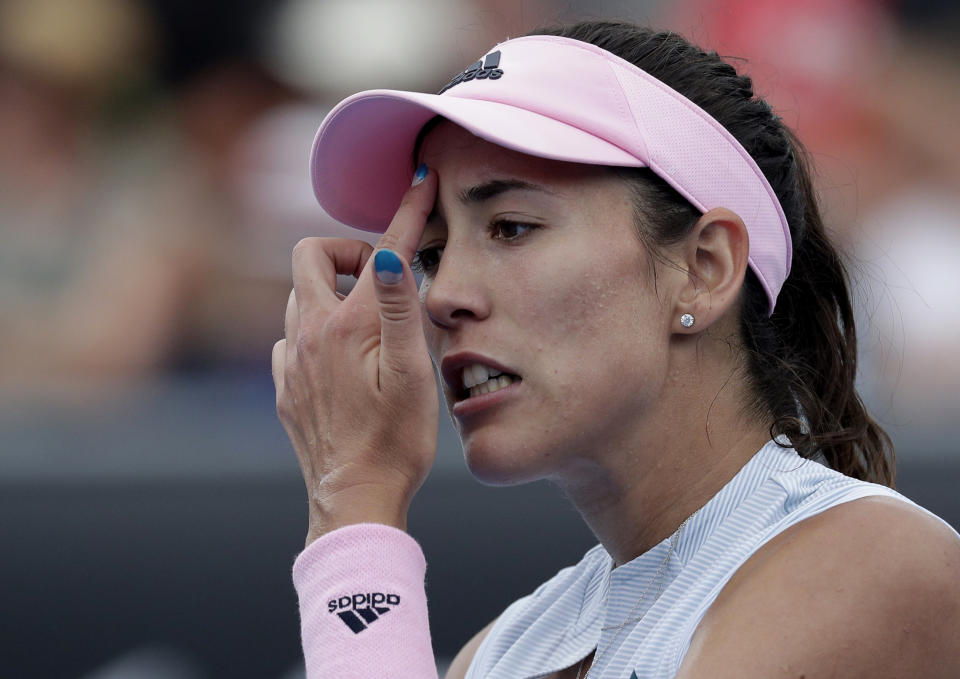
{"left": 272, "top": 167, "right": 439, "bottom": 546}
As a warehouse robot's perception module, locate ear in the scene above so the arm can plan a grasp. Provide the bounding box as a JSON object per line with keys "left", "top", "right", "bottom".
{"left": 673, "top": 207, "right": 750, "bottom": 332}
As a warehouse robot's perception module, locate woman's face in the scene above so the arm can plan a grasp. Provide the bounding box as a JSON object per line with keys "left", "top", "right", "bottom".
{"left": 416, "top": 122, "right": 679, "bottom": 485}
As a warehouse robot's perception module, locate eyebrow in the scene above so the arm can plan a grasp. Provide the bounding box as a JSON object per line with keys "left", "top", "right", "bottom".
{"left": 427, "top": 178, "right": 556, "bottom": 223}
{"left": 458, "top": 178, "right": 554, "bottom": 204}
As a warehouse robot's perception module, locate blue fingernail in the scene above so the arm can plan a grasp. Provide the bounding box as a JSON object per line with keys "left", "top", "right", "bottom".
{"left": 374, "top": 249, "right": 403, "bottom": 284}
{"left": 412, "top": 162, "right": 428, "bottom": 186}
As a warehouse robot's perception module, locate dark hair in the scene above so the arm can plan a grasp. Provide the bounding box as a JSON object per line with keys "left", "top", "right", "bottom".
{"left": 528, "top": 21, "right": 894, "bottom": 485}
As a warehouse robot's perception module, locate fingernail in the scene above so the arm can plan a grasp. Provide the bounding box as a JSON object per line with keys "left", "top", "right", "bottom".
{"left": 412, "top": 162, "right": 428, "bottom": 186}
{"left": 374, "top": 249, "right": 403, "bottom": 285}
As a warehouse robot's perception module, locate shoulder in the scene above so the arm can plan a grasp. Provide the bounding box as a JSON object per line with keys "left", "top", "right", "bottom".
{"left": 444, "top": 617, "right": 497, "bottom": 679}
{"left": 677, "top": 495, "right": 960, "bottom": 679}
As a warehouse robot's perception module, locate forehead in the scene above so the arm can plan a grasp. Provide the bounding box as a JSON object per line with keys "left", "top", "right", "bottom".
{"left": 417, "top": 120, "right": 618, "bottom": 192}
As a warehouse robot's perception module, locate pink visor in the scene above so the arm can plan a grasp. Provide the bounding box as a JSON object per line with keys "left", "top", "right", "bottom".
{"left": 310, "top": 34, "right": 792, "bottom": 312}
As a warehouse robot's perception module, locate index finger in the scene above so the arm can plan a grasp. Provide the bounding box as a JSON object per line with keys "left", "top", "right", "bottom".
{"left": 375, "top": 163, "right": 438, "bottom": 264}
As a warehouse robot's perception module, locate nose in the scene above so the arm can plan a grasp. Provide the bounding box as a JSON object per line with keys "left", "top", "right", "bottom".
{"left": 422, "top": 245, "right": 491, "bottom": 330}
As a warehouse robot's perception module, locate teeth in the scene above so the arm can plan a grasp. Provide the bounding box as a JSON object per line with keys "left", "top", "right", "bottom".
{"left": 470, "top": 364, "right": 486, "bottom": 388}
{"left": 461, "top": 363, "right": 503, "bottom": 389}
{"left": 468, "top": 374, "right": 516, "bottom": 399}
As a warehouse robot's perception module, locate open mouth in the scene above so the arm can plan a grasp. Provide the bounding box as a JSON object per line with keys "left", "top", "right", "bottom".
{"left": 460, "top": 363, "right": 521, "bottom": 401}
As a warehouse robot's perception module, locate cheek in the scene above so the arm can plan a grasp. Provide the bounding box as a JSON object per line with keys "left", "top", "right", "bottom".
{"left": 534, "top": 251, "right": 655, "bottom": 341}
{"left": 566, "top": 273, "right": 632, "bottom": 325}
{"left": 516, "top": 254, "right": 660, "bottom": 371}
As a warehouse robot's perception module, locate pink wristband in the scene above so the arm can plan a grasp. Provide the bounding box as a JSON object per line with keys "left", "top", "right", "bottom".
{"left": 292, "top": 523, "right": 438, "bottom": 678}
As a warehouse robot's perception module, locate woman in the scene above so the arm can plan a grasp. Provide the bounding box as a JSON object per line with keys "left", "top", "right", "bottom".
{"left": 272, "top": 21, "right": 960, "bottom": 679}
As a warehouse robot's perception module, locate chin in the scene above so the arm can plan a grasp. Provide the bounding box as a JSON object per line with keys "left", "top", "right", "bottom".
{"left": 460, "top": 435, "right": 550, "bottom": 487}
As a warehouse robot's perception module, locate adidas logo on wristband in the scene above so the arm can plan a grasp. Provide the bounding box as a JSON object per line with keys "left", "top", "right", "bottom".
{"left": 328, "top": 592, "right": 401, "bottom": 634}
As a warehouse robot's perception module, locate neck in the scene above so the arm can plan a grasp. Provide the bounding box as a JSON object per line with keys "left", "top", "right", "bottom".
{"left": 553, "top": 343, "right": 771, "bottom": 566}
{"left": 564, "top": 428, "right": 768, "bottom": 566}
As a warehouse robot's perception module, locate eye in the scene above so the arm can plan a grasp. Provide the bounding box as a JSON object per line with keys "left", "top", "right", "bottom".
{"left": 411, "top": 245, "right": 444, "bottom": 276}
{"left": 490, "top": 219, "right": 539, "bottom": 241}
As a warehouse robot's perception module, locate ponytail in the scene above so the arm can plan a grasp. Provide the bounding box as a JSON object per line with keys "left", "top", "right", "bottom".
{"left": 741, "top": 128, "right": 894, "bottom": 484}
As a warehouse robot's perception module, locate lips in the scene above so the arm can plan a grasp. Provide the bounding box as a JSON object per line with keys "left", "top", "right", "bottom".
{"left": 440, "top": 352, "right": 521, "bottom": 401}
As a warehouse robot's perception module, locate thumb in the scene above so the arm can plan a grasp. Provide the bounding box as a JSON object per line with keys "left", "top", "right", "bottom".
{"left": 372, "top": 248, "right": 431, "bottom": 381}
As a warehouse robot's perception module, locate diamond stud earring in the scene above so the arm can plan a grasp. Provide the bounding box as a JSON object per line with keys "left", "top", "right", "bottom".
{"left": 680, "top": 313, "right": 695, "bottom": 328}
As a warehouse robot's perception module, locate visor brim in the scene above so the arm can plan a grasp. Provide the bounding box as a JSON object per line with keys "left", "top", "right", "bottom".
{"left": 310, "top": 89, "right": 644, "bottom": 232}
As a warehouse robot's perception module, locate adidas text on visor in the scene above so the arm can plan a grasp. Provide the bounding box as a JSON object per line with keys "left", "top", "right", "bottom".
{"left": 310, "top": 35, "right": 793, "bottom": 313}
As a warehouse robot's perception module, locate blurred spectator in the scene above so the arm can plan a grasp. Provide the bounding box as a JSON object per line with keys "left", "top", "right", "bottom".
{"left": 163, "top": 59, "right": 318, "bottom": 372}
{"left": 0, "top": 0, "right": 204, "bottom": 391}
{"left": 851, "top": 4, "right": 960, "bottom": 439}
{"left": 661, "top": 0, "right": 897, "bottom": 230}
{"left": 0, "top": 0, "right": 322, "bottom": 395}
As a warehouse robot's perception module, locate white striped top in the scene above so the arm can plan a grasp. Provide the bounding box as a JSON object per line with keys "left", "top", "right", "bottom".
{"left": 465, "top": 439, "right": 955, "bottom": 679}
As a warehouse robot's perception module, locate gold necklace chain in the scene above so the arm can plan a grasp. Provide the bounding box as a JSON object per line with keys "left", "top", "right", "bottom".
{"left": 575, "top": 511, "right": 697, "bottom": 679}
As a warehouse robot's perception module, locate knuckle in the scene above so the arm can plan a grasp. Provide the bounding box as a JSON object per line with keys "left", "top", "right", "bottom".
{"left": 381, "top": 352, "right": 413, "bottom": 378}
{"left": 296, "top": 323, "right": 322, "bottom": 354}
{"left": 275, "top": 375, "right": 295, "bottom": 411}
{"left": 275, "top": 392, "right": 292, "bottom": 418}
{"left": 283, "top": 351, "right": 300, "bottom": 378}
{"left": 376, "top": 233, "right": 401, "bottom": 252}
{"left": 272, "top": 339, "right": 286, "bottom": 369}
{"left": 324, "top": 312, "right": 354, "bottom": 342}
{"left": 292, "top": 237, "right": 319, "bottom": 266}
{"left": 378, "top": 296, "right": 416, "bottom": 325}
{"left": 280, "top": 374, "right": 304, "bottom": 414}
{"left": 293, "top": 306, "right": 357, "bottom": 356}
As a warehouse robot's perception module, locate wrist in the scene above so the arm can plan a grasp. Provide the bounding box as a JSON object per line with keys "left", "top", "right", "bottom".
{"left": 305, "top": 482, "right": 411, "bottom": 546}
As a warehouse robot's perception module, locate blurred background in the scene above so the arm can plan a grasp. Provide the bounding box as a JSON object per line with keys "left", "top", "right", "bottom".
{"left": 1, "top": 0, "right": 958, "bottom": 676}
